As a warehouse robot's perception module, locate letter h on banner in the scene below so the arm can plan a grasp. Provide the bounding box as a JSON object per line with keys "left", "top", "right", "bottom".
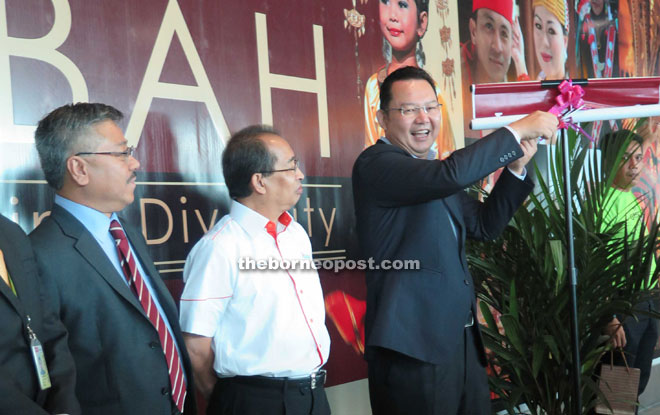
{"left": 255, "top": 12, "right": 331, "bottom": 158}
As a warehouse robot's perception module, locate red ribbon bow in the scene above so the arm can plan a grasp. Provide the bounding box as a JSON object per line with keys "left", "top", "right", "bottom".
{"left": 548, "top": 80, "right": 595, "bottom": 142}
{"left": 549, "top": 80, "right": 585, "bottom": 128}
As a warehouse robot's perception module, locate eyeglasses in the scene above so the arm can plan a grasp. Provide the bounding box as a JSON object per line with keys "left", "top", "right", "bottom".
{"left": 75, "top": 146, "right": 136, "bottom": 161}
{"left": 261, "top": 159, "right": 300, "bottom": 174}
{"left": 387, "top": 103, "right": 442, "bottom": 118}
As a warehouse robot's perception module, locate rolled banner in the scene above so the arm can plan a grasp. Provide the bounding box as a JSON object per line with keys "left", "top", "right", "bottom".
{"left": 470, "top": 104, "right": 660, "bottom": 131}
{"left": 470, "top": 77, "right": 660, "bottom": 131}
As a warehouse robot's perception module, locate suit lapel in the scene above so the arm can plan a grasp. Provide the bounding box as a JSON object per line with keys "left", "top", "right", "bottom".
{"left": 442, "top": 195, "right": 470, "bottom": 274}
{"left": 442, "top": 197, "right": 464, "bottom": 246}
{"left": 51, "top": 206, "right": 146, "bottom": 315}
{"left": 0, "top": 237, "right": 26, "bottom": 315}
{"left": 0, "top": 276, "right": 23, "bottom": 315}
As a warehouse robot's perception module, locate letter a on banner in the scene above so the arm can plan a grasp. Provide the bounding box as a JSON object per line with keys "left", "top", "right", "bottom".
{"left": 126, "top": 0, "right": 229, "bottom": 147}
{"left": 0, "top": 0, "right": 89, "bottom": 143}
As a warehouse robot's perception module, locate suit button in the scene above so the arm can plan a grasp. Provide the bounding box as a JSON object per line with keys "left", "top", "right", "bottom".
{"left": 161, "top": 387, "right": 169, "bottom": 395}
{"left": 149, "top": 341, "right": 159, "bottom": 349}
{"left": 512, "top": 150, "right": 517, "bottom": 156}
{"left": 499, "top": 157, "right": 505, "bottom": 162}
{"left": 464, "top": 279, "right": 469, "bottom": 285}
{"left": 508, "top": 152, "right": 512, "bottom": 157}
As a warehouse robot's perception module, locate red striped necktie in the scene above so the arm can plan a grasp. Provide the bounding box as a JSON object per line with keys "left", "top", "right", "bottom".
{"left": 109, "top": 219, "right": 186, "bottom": 412}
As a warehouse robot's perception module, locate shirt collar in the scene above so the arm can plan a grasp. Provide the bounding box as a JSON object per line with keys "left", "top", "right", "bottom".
{"left": 379, "top": 137, "right": 437, "bottom": 160}
{"left": 55, "top": 194, "right": 120, "bottom": 235}
{"left": 230, "top": 200, "right": 292, "bottom": 239}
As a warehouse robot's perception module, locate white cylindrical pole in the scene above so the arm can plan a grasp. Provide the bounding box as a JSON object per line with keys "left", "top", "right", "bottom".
{"left": 470, "top": 104, "right": 660, "bottom": 131}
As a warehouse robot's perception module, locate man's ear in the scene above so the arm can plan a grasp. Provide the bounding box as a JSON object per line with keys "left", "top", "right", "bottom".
{"left": 469, "top": 17, "right": 477, "bottom": 44}
{"left": 250, "top": 173, "right": 268, "bottom": 196}
{"left": 376, "top": 109, "right": 388, "bottom": 132}
{"left": 66, "top": 156, "right": 90, "bottom": 186}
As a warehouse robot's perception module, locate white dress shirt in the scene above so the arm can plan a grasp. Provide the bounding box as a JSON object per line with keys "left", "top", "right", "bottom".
{"left": 180, "top": 201, "right": 330, "bottom": 378}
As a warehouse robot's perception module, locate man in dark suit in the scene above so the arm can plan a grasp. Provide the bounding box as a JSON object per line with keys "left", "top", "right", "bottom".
{"left": 29, "top": 103, "right": 196, "bottom": 415}
{"left": 352, "top": 66, "right": 558, "bottom": 415}
{"left": 0, "top": 213, "right": 80, "bottom": 414}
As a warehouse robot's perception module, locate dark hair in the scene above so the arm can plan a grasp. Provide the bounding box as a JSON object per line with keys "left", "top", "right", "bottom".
{"left": 414, "top": 0, "right": 429, "bottom": 15}
{"left": 34, "top": 103, "right": 123, "bottom": 190}
{"left": 599, "top": 129, "right": 643, "bottom": 171}
{"left": 413, "top": 0, "right": 430, "bottom": 38}
{"left": 222, "top": 125, "right": 279, "bottom": 200}
{"left": 379, "top": 66, "right": 436, "bottom": 111}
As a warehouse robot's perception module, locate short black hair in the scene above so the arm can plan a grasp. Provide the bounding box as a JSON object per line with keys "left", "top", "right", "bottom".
{"left": 379, "top": 66, "right": 436, "bottom": 111}
{"left": 414, "top": 0, "right": 429, "bottom": 15}
{"left": 34, "top": 103, "right": 123, "bottom": 189}
{"left": 600, "top": 129, "right": 643, "bottom": 172}
{"left": 222, "top": 125, "right": 279, "bottom": 200}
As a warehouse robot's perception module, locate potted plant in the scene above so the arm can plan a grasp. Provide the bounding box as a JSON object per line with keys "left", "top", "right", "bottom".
{"left": 468, "top": 126, "right": 660, "bottom": 414}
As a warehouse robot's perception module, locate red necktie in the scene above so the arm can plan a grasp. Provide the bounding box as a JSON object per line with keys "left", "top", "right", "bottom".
{"left": 109, "top": 220, "right": 186, "bottom": 412}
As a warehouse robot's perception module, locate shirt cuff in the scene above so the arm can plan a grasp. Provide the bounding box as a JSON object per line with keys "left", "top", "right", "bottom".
{"left": 504, "top": 125, "right": 522, "bottom": 144}
{"left": 507, "top": 167, "right": 527, "bottom": 181}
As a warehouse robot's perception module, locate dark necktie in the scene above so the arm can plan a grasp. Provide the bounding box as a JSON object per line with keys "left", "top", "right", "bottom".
{"left": 109, "top": 220, "right": 186, "bottom": 412}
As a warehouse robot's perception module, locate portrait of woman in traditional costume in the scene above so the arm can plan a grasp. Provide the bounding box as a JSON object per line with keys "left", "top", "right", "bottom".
{"left": 532, "top": 0, "right": 570, "bottom": 80}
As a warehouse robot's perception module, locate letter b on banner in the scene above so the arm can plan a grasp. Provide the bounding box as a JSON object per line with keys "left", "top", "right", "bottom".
{"left": 0, "top": 0, "right": 88, "bottom": 143}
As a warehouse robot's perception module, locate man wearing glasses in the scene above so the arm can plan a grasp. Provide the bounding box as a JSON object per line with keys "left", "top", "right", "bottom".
{"left": 352, "top": 66, "right": 558, "bottom": 414}
{"left": 29, "top": 103, "right": 196, "bottom": 415}
{"left": 180, "top": 125, "right": 331, "bottom": 415}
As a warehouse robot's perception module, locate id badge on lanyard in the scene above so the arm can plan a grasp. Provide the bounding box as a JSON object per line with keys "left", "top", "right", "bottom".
{"left": 26, "top": 315, "right": 51, "bottom": 390}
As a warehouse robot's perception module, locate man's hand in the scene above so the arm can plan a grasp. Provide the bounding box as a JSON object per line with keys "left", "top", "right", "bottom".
{"left": 604, "top": 317, "right": 627, "bottom": 349}
{"left": 509, "top": 111, "right": 559, "bottom": 141}
{"left": 183, "top": 333, "right": 217, "bottom": 400}
{"left": 508, "top": 137, "right": 538, "bottom": 175}
{"left": 511, "top": 17, "right": 528, "bottom": 78}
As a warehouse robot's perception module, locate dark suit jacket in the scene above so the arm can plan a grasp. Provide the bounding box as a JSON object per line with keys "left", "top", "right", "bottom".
{"left": 29, "top": 205, "right": 196, "bottom": 415}
{"left": 0, "top": 213, "right": 80, "bottom": 414}
{"left": 352, "top": 128, "right": 534, "bottom": 366}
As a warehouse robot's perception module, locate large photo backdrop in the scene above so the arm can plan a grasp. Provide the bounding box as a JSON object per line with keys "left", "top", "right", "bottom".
{"left": 0, "top": 0, "right": 463, "bottom": 391}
